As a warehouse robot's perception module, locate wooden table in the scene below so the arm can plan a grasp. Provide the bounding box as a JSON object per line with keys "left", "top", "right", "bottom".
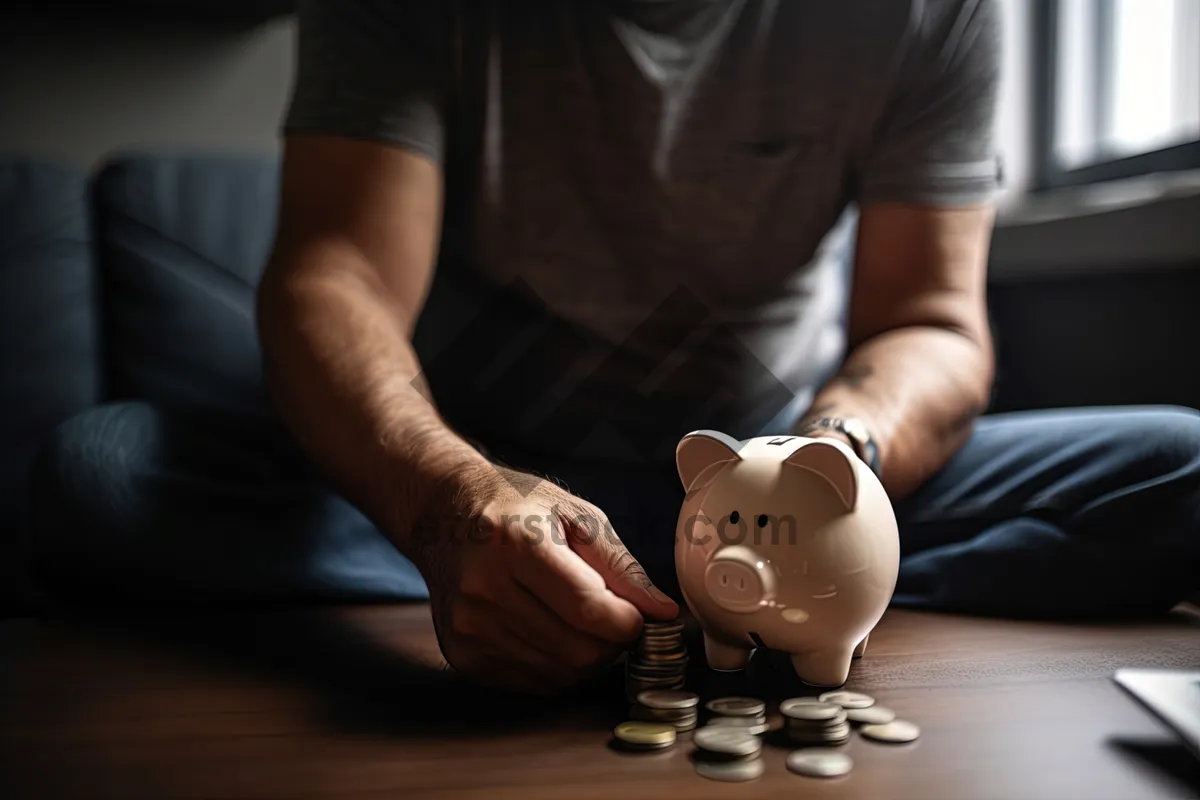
{"left": 2, "top": 603, "right": 1198, "bottom": 799}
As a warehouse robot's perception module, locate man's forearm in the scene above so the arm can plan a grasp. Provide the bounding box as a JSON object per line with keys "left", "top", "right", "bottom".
{"left": 795, "top": 325, "right": 993, "bottom": 500}
{"left": 256, "top": 248, "right": 490, "bottom": 565}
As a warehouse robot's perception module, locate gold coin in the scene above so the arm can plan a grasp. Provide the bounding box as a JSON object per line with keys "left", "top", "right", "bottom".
{"left": 614, "top": 721, "right": 677, "bottom": 746}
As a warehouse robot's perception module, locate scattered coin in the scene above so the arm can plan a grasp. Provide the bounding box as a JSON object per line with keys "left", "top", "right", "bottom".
{"left": 694, "top": 758, "right": 766, "bottom": 782}
{"left": 779, "top": 700, "right": 844, "bottom": 721}
{"left": 781, "top": 698, "right": 850, "bottom": 746}
{"left": 859, "top": 719, "right": 921, "bottom": 744}
{"left": 786, "top": 750, "right": 854, "bottom": 778}
{"left": 706, "top": 697, "right": 765, "bottom": 717}
{"left": 819, "top": 690, "right": 875, "bottom": 709}
{"left": 693, "top": 727, "right": 762, "bottom": 758}
{"left": 638, "top": 690, "right": 699, "bottom": 710}
{"left": 847, "top": 705, "right": 896, "bottom": 725}
{"left": 614, "top": 721, "right": 677, "bottom": 750}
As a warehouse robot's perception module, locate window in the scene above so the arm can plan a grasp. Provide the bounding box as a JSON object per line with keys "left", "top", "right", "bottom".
{"left": 1033, "top": 0, "right": 1200, "bottom": 189}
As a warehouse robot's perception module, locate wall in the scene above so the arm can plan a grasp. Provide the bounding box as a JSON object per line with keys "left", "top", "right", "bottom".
{"left": 995, "top": 0, "right": 1033, "bottom": 205}
{"left": 0, "top": 10, "right": 294, "bottom": 169}
{"left": 4, "top": 4, "right": 1032, "bottom": 179}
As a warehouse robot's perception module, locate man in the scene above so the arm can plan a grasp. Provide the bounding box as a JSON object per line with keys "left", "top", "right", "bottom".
{"left": 30, "top": 0, "right": 1200, "bottom": 696}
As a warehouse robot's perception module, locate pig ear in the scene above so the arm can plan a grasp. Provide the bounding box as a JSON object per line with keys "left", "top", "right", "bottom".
{"left": 676, "top": 430, "right": 742, "bottom": 493}
{"left": 784, "top": 439, "right": 858, "bottom": 511}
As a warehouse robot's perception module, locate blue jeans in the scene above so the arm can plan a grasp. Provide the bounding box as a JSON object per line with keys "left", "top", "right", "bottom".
{"left": 27, "top": 402, "right": 1200, "bottom": 618}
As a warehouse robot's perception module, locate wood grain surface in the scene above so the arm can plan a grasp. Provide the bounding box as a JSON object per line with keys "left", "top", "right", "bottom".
{"left": 1, "top": 604, "right": 1198, "bottom": 799}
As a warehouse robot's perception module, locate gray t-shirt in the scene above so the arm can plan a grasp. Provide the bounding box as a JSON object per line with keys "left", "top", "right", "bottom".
{"left": 283, "top": 0, "right": 1001, "bottom": 467}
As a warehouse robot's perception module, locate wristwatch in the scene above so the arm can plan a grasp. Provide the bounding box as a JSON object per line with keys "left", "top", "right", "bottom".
{"left": 798, "top": 417, "right": 882, "bottom": 479}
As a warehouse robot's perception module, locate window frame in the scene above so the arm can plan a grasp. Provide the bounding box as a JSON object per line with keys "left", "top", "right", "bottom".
{"left": 1032, "top": 0, "right": 1200, "bottom": 191}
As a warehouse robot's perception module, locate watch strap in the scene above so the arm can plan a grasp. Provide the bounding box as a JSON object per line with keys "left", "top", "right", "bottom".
{"left": 797, "top": 417, "right": 882, "bottom": 479}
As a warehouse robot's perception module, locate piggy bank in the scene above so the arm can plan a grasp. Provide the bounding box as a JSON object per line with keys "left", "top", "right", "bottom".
{"left": 674, "top": 429, "right": 899, "bottom": 688}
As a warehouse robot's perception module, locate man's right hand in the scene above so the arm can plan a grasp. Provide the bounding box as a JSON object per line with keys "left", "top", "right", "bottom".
{"left": 413, "top": 463, "right": 679, "bottom": 695}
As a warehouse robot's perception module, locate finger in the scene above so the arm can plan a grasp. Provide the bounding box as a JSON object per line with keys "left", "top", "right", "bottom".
{"left": 509, "top": 518, "right": 643, "bottom": 645}
{"left": 561, "top": 505, "right": 679, "bottom": 621}
{"left": 499, "top": 581, "right": 625, "bottom": 674}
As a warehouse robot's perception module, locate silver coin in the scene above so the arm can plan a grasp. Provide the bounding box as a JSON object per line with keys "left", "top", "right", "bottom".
{"left": 694, "top": 758, "right": 765, "bottom": 783}
{"left": 706, "top": 697, "right": 766, "bottom": 717}
{"left": 790, "top": 720, "right": 850, "bottom": 737}
{"left": 786, "top": 750, "right": 854, "bottom": 778}
{"left": 785, "top": 714, "right": 847, "bottom": 729}
{"left": 860, "top": 719, "right": 920, "bottom": 743}
{"left": 705, "top": 718, "right": 769, "bottom": 736}
{"left": 819, "top": 690, "right": 875, "bottom": 709}
{"left": 692, "top": 727, "right": 762, "bottom": 757}
{"left": 847, "top": 705, "right": 895, "bottom": 725}
{"left": 706, "top": 712, "right": 767, "bottom": 727}
{"left": 631, "top": 707, "right": 695, "bottom": 725}
{"left": 790, "top": 732, "right": 850, "bottom": 745}
{"left": 789, "top": 733, "right": 850, "bottom": 743}
{"left": 637, "top": 690, "right": 699, "bottom": 710}
{"left": 779, "top": 699, "right": 843, "bottom": 720}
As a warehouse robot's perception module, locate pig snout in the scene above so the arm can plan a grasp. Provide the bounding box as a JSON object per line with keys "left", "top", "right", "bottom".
{"left": 704, "top": 545, "right": 777, "bottom": 613}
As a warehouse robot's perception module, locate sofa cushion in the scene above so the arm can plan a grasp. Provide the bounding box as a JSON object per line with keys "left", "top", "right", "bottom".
{"left": 0, "top": 156, "right": 102, "bottom": 614}
{"left": 92, "top": 153, "right": 280, "bottom": 418}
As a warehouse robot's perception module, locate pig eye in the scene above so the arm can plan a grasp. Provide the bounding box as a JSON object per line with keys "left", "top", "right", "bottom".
{"left": 757, "top": 514, "right": 768, "bottom": 528}
{"left": 728, "top": 511, "right": 740, "bottom": 525}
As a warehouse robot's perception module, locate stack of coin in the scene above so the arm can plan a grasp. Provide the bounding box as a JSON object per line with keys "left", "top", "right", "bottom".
{"left": 611, "top": 721, "right": 677, "bottom": 753}
{"left": 819, "top": 690, "right": 875, "bottom": 711}
{"left": 691, "top": 726, "right": 765, "bottom": 783}
{"left": 625, "top": 619, "right": 687, "bottom": 701}
{"left": 703, "top": 697, "right": 769, "bottom": 735}
{"left": 779, "top": 699, "right": 851, "bottom": 747}
{"left": 630, "top": 690, "right": 699, "bottom": 732}
{"left": 817, "top": 690, "right": 922, "bottom": 743}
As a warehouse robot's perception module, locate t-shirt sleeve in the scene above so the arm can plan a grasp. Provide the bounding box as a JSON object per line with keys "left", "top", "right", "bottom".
{"left": 282, "top": 0, "right": 449, "bottom": 163}
{"left": 854, "top": 0, "right": 1002, "bottom": 206}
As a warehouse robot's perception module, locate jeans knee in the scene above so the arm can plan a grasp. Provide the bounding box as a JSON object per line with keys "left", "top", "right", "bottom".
{"left": 1124, "top": 406, "right": 1200, "bottom": 482}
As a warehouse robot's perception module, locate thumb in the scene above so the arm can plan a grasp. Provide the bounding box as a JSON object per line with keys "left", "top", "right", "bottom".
{"left": 560, "top": 506, "right": 678, "bottom": 620}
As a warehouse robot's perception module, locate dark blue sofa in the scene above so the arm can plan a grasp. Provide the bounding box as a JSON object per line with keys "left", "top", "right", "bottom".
{"left": 0, "top": 153, "right": 281, "bottom": 616}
